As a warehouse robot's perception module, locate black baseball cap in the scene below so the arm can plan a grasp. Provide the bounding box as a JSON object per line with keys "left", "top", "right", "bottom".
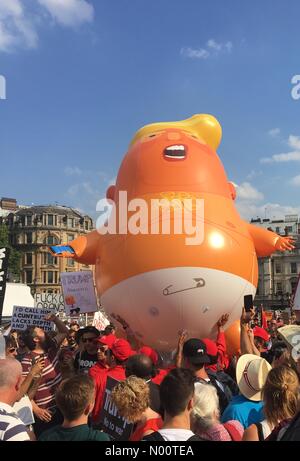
{"left": 182, "top": 338, "right": 210, "bottom": 365}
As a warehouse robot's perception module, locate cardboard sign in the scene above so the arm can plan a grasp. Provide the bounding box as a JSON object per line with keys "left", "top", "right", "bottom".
{"left": 11, "top": 306, "right": 55, "bottom": 332}
{"left": 93, "top": 311, "right": 110, "bottom": 331}
{"left": 34, "top": 293, "right": 65, "bottom": 313}
{"left": 0, "top": 247, "right": 10, "bottom": 324}
{"left": 99, "top": 377, "right": 134, "bottom": 441}
{"left": 60, "top": 271, "right": 98, "bottom": 316}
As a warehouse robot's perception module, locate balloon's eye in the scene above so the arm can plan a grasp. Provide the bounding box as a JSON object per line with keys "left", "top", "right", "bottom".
{"left": 191, "top": 135, "right": 197, "bottom": 139}
{"left": 148, "top": 134, "right": 157, "bottom": 138}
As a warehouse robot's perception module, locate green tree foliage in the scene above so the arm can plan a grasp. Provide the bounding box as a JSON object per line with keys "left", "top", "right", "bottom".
{"left": 0, "top": 224, "right": 21, "bottom": 281}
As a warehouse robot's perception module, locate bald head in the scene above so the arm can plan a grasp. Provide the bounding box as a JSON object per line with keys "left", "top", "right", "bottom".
{"left": 0, "top": 359, "right": 22, "bottom": 389}
{"left": 125, "top": 354, "right": 154, "bottom": 380}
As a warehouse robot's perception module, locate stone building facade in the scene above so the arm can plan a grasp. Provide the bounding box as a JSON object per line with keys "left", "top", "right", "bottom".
{"left": 2, "top": 203, "right": 94, "bottom": 295}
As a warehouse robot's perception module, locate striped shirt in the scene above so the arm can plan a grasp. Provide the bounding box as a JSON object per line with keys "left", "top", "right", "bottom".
{"left": 21, "top": 349, "right": 62, "bottom": 410}
{"left": 0, "top": 403, "right": 30, "bottom": 441}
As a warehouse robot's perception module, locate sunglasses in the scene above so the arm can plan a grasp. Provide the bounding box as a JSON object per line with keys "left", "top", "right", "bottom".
{"left": 8, "top": 347, "right": 17, "bottom": 353}
{"left": 97, "top": 346, "right": 107, "bottom": 352}
{"left": 82, "top": 338, "right": 96, "bottom": 343}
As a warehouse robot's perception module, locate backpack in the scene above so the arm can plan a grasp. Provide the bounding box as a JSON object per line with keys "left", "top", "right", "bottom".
{"left": 277, "top": 413, "right": 300, "bottom": 441}
{"left": 142, "top": 431, "right": 205, "bottom": 442}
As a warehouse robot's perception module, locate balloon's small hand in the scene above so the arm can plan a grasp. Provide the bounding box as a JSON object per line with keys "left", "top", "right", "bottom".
{"left": 275, "top": 236, "right": 296, "bottom": 252}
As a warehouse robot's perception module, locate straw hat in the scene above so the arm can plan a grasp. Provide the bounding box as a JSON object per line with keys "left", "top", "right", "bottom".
{"left": 236, "top": 354, "right": 272, "bottom": 402}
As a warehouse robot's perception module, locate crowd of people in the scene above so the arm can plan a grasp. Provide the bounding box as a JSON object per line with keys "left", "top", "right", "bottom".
{"left": 1, "top": 308, "right": 300, "bottom": 442}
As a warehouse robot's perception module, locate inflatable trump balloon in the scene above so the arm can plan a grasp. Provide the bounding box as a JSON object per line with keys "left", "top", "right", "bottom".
{"left": 51, "top": 114, "right": 294, "bottom": 351}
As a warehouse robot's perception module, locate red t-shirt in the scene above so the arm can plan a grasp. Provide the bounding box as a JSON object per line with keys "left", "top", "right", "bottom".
{"left": 130, "top": 417, "right": 163, "bottom": 441}
{"left": 152, "top": 366, "right": 175, "bottom": 385}
{"left": 89, "top": 365, "right": 126, "bottom": 422}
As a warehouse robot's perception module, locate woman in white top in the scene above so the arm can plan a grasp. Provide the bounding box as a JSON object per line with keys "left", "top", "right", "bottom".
{"left": 242, "top": 364, "right": 300, "bottom": 441}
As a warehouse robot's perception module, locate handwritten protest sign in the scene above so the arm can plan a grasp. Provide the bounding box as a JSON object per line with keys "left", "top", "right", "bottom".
{"left": 93, "top": 311, "right": 110, "bottom": 331}
{"left": 11, "top": 306, "right": 54, "bottom": 332}
{"left": 99, "top": 377, "right": 134, "bottom": 441}
{"left": 34, "top": 293, "right": 65, "bottom": 313}
{"left": 60, "top": 271, "right": 98, "bottom": 316}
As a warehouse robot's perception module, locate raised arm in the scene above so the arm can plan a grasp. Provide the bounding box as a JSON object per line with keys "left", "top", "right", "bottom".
{"left": 247, "top": 223, "right": 295, "bottom": 257}
{"left": 49, "top": 229, "right": 102, "bottom": 265}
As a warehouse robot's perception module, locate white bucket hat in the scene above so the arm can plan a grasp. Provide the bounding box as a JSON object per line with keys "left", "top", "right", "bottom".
{"left": 236, "top": 354, "right": 272, "bottom": 402}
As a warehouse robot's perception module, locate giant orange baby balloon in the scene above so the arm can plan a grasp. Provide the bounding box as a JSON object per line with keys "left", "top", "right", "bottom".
{"left": 51, "top": 114, "right": 294, "bottom": 351}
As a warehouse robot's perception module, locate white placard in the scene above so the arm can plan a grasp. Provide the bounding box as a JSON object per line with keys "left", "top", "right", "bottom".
{"left": 11, "top": 306, "right": 54, "bottom": 331}
{"left": 34, "top": 293, "right": 65, "bottom": 313}
{"left": 60, "top": 271, "right": 98, "bottom": 316}
{"left": 93, "top": 311, "right": 110, "bottom": 331}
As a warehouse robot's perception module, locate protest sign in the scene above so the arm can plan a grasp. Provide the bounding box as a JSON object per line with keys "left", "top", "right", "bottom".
{"left": 11, "top": 306, "right": 55, "bottom": 332}
{"left": 34, "top": 293, "right": 65, "bottom": 313}
{"left": 99, "top": 377, "right": 134, "bottom": 441}
{"left": 93, "top": 311, "right": 110, "bottom": 331}
{"left": 60, "top": 271, "right": 98, "bottom": 316}
{"left": 0, "top": 247, "right": 10, "bottom": 324}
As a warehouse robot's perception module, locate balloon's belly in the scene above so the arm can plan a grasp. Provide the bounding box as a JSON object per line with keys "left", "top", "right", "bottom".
{"left": 101, "top": 266, "right": 256, "bottom": 351}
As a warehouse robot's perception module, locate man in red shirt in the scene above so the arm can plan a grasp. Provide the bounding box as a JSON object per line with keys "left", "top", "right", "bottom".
{"left": 89, "top": 338, "right": 135, "bottom": 423}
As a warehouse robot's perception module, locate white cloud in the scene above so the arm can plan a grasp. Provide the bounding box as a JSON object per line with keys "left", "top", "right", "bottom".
{"left": 237, "top": 201, "right": 300, "bottom": 221}
{"left": 236, "top": 182, "right": 264, "bottom": 201}
{"left": 64, "top": 166, "right": 83, "bottom": 176}
{"left": 246, "top": 170, "right": 263, "bottom": 180}
{"left": 0, "top": 0, "right": 94, "bottom": 53}
{"left": 37, "top": 0, "right": 94, "bottom": 27}
{"left": 290, "top": 175, "right": 300, "bottom": 187}
{"left": 268, "top": 128, "right": 280, "bottom": 137}
{"left": 181, "top": 39, "right": 233, "bottom": 60}
{"left": 260, "top": 135, "right": 300, "bottom": 163}
{"left": 0, "top": 0, "right": 38, "bottom": 52}
{"left": 180, "top": 47, "right": 209, "bottom": 59}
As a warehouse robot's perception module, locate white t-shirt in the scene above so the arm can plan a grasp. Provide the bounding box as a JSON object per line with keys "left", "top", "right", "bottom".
{"left": 13, "top": 396, "right": 35, "bottom": 426}
{"left": 158, "top": 429, "right": 195, "bottom": 441}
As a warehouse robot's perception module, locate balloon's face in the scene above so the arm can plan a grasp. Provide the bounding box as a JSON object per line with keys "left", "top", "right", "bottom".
{"left": 116, "top": 128, "right": 232, "bottom": 200}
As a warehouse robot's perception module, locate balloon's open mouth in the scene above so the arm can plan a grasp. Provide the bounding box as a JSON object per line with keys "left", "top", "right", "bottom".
{"left": 164, "top": 145, "right": 186, "bottom": 160}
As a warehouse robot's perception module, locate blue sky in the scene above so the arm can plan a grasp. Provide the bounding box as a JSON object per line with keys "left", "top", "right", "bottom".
{"left": 0, "top": 0, "right": 300, "bottom": 221}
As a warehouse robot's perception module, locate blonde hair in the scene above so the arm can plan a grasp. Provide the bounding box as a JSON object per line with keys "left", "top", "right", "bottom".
{"left": 191, "top": 383, "right": 220, "bottom": 431}
{"left": 111, "top": 376, "right": 150, "bottom": 423}
{"left": 262, "top": 365, "right": 300, "bottom": 426}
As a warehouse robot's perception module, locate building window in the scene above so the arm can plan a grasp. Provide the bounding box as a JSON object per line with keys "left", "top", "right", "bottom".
{"left": 26, "top": 270, "right": 33, "bottom": 284}
{"left": 26, "top": 215, "right": 32, "bottom": 226}
{"left": 68, "top": 218, "right": 74, "bottom": 228}
{"left": 85, "top": 221, "right": 89, "bottom": 230}
{"left": 45, "top": 235, "right": 59, "bottom": 245}
{"left": 47, "top": 215, "right": 54, "bottom": 226}
{"left": 26, "top": 232, "right": 32, "bottom": 244}
{"left": 291, "top": 278, "right": 298, "bottom": 292}
{"left": 276, "top": 227, "right": 280, "bottom": 234}
{"left": 291, "top": 262, "right": 298, "bottom": 274}
{"left": 26, "top": 253, "right": 32, "bottom": 265}
{"left": 275, "top": 263, "right": 282, "bottom": 274}
{"left": 46, "top": 271, "right": 58, "bottom": 284}
{"left": 67, "top": 258, "right": 75, "bottom": 267}
{"left": 276, "top": 282, "right": 283, "bottom": 295}
{"left": 44, "top": 253, "right": 57, "bottom": 265}
{"left": 286, "top": 226, "right": 293, "bottom": 234}
{"left": 67, "top": 234, "right": 73, "bottom": 242}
